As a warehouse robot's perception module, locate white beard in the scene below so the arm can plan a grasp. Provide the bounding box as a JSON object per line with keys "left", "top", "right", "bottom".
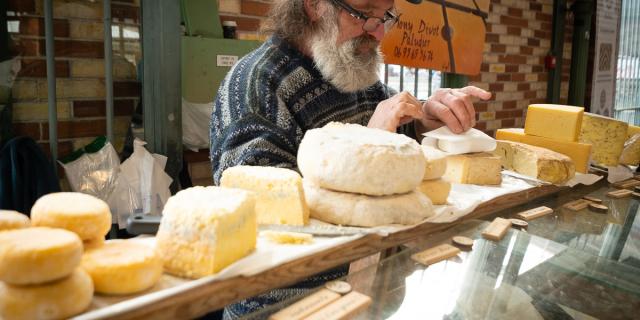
{"left": 310, "top": 19, "right": 382, "bottom": 93}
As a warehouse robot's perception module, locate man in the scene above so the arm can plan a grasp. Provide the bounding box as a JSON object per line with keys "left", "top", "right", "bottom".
{"left": 210, "top": 0, "right": 491, "bottom": 185}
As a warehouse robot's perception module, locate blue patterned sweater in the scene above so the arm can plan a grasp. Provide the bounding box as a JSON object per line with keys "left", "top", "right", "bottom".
{"left": 210, "top": 35, "right": 415, "bottom": 185}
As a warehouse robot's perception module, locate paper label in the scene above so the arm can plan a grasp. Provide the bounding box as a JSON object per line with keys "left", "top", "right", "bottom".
{"left": 216, "top": 55, "right": 238, "bottom": 67}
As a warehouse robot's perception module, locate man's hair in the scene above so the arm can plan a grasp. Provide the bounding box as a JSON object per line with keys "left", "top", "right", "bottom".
{"left": 261, "top": 0, "right": 325, "bottom": 42}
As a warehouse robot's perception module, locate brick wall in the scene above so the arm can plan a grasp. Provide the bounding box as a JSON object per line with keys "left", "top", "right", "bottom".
{"left": 218, "top": 0, "right": 575, "bottom": 138}
{"left": 8, "top": 0, "right": 141, "bottom": 160}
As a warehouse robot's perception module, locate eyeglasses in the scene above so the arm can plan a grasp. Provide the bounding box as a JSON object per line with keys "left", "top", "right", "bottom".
{"left": 327, "top": 0, "right": 401, "bottom": 32}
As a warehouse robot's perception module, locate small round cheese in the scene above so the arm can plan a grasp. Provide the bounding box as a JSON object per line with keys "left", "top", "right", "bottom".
{"left": 421, "top": 145, "right": 448, "bottom": 180}
{"left": 0, "top": 210, "right": 30, "bottom": 231}
{"left": 0, "top": 268, "right": 93, "bottom": 320}
{"left": 31, "top": 192, "right": 112, "bottom": 240}
{"left": 83, "top": 237, "right": 105, "bottom": 250}
{"left": 304, "top": 181, "right": 433, "bottom": 227}
{"left": 82, "top": 240, "right": 162, "bottom": 295}
{"left": 297, "top": 122, "right": 426, "bottom": 196}
{"left": 0, "top": 227, "right": 83, "bottom": 285}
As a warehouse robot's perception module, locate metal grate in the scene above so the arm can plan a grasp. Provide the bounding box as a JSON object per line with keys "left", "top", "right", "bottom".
{"left": 615, "top": 0, "right": 640, "bottom": 125}
{"left": 381, "top": 64, "right": 441, "bottom": 100}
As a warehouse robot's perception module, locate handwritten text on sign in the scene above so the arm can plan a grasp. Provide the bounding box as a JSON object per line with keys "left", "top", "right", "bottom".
{"left": 381, "top": 0, "right": 490, "bottom": 75}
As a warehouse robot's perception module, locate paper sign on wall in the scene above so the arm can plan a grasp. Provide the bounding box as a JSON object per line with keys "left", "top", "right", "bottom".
{"left": 381, "top": 0, "right": 490, "bottom": 75}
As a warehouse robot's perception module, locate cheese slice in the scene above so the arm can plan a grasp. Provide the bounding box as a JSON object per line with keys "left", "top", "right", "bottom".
{"left": 220, "top": 166, "right": 309, "bottom": 225}
{"left": 0, "top": 268, "right": 93, "bottom": 320}
{"left": 260, "top": 230, "right": 313, "bottom": 245}
{"left": 81, "top": 240, "right": 162, "bottom": 294}
{"left": 0, "top": 227, "right": 82, "bottom": 285}
{"left": 524, "top": 104, "right": 584, "bottom": 142}
{"left": 0, "top": 210, "right": 30, "bottom": 231}
{"left": 417, "top": 179, "right": 451, "bottom": 205}
{"left": 297, "top": 122, "right": 425, "bottom": 196}
{"left": 494, "top": 140, "right": 575, "bottom": 184}
{"left": 156, "top": 186, "right": 257, "bottom": 279}
{"left": 496, "top": 128, "right": 591, "bottom": 173}
{"left": 578, "top": 113, "right": 629, "bottom": 166}
{"left": 31, "top": 192, "right": 112, "bottom": 240}
{"left": 620, "top": 133, "right": 640, "bottom": 166}
{"left": 421, "top": 146, "right": 448, "bottom": 180}
{"left": 303, "top": 181, "right": 433, "bottom": 227}
{"left": 442, "top": 153, "right": 502, "bottom": 185}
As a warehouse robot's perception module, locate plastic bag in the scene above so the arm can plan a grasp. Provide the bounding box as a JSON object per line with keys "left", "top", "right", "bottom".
{"left": 59, "top": 136, "right": 120, "bottom": 201}
{"left": 182, "top": 98, "right": 213, "bottom": 151}
{"left": 107, "top": 138, "right": 172, "bottom": 228}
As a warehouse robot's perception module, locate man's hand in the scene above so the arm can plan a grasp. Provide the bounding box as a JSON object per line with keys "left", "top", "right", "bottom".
{"left": 368, "top": 91, "right": 424, "bottom": 132}
{"left": 422, "top": 86, "right": 492, "bottom": 133}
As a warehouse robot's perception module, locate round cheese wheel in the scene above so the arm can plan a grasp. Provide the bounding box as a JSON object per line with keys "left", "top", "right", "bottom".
{"left": 31, "top": 192, "right": 112, "bottom": 240}
{"left": 82, "top": 240, "right": 162, "bottom": 295}
{"left": 303, "top": 181, "right": 433, "bottom": 227}
{"left": 83, "top": 237, "right": 105, "bottom": 250}
{"left": 297, "top": 122, "right": 426, "bottom": 196}
{"left": 0, "top": 227, "right": 83, "bottom": 285}
{"left": 0, "top": 210, "right": 30, "bottom": 231}
{"left": 0, "top": 268, "right": 93, "bottom": 320}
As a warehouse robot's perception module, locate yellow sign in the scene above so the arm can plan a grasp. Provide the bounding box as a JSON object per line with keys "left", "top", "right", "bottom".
{"left": 381, "top": 0, "right": 490, "bottom": 75}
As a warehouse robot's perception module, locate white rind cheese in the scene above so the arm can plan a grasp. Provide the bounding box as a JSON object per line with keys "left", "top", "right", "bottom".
{"left": 0, "top": 227, "right": 83, "bottom": 285}
{"left": 0, "top": 210, "right": 30, "bottom": 231}
{"left": 303, "top": 181, "right": 433, "bottom": 227}
{"left": 81, "top": 240, "right": 163, "bottom": 295}
{"left": 220, "top": 166, "right": 310, "bottom": 225}
{"left": 156, "top": 186, "right": 257, "bottom": 279}
{"left": 0, "top": 268, "right": 93, "bottom": 320}
{"left": 421, "top": 146, "right": 448, "bottom": 180}
{"left": 31, "top": 192, "right": 112, "bottom": 240}
{"left": 297, "top": 122, "right": 425, "bottom": 196}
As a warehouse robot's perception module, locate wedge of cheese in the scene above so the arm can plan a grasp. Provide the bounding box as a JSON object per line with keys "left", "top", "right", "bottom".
{"left": 494, "top": 140, "right": 575, "bottom": 184}
{"left": 0, "top": 268, "right": 93, "bottom": 320}
{"left": 628, "top": 124, "right": 640, "bottom": 139}
{"left": 524, "top": 104, "right": 584, "bottom": 142}
{"left": 156, "top": 186, "right": 257, "bottom": 279}
{"left": 443, "top": 153, "right": 502, "bottom": 185}
{"left": 421, "top": 146, "right": 448, "bottom": 180}
{"left": 220, "top": 166, "right": 309, "bottom": 225}
{"left": 417, "top": 179, "right": 451, "bottom": 205}
{"left": 578, "top": 113, "right": 629, "bottom": 166}
{"left": 0, "top": 210, "right": 30, "bottom": 231}
{"left": 496, "top": 128, "right": 592, "bottom": 173}
{"left": 82, "top": 240, "right": 163, "bottom": 295}
{"left": 0, "top": 227, "right": 82, "bottom": 285}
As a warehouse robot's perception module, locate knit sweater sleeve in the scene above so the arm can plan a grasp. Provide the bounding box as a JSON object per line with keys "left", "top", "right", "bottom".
{"left": 209, "top": 47, "right": 302, "bottom": 185}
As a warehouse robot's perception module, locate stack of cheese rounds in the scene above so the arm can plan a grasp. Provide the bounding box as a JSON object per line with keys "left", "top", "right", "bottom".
{"left": 0, "top": 210, "right": 30, "bottom": 231}
{"left": 297, "top": 122, "right": 434, "bottom": 227}
{"left": 0, "top": 227, "right": 93, "bottom": 320}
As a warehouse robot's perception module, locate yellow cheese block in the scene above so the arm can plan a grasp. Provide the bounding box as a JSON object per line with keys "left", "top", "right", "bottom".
{"left": 260, "top": 230, "right": 314, "bottom": 244}
{"left": 82, "top": 240, "right": 162, "bottom": 295}
{"left": 628, "top": 124, "right": 640, "bottom": 139}
{"left": 494, "top": 140, "right": 575, "bottom": 184}
{"left": 578, "top": 113, "right": 629, "bottom": 166}
{"left": 421, "top": 146, "right": 448, "bottom": 180}
{"left": 496, "top": 128, "right": 592, "bottom": 173}
{"left": 31, "top": 192, "right": 112, "bottom": 240}
{"left": 220, "top": 166, "right": 309, "bottom": 225}
{"left": 417, "top": 179, "right": 451, "bottom": 205}
{"left": 620, "top": 134, "right": 640, "bottom": 166}
{"left": 0, "top": 210, "right": 30, "bottom": 231}
{"left": 524, "top": 104, "right": 584, "bottom": 142}
{"left": 443, "top": 153, "right": 502, "bottom": 185}
{"left": 156, "top": 186, "right": 257, "bottom": 279}
{"left": 0, "top": 268, "right": 93, "bottom": 320}
{"left": 0, "top": 227, "right": 82, "bottom": 285}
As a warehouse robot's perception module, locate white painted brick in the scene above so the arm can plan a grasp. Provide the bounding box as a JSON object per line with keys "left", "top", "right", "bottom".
{"left": 525, "top": 73, "right": 538, "bottom": 82}
{"left": 504, "top": 83, "right": 517, "bottom": 92}
{"left": 219, "top": 0, "right": 241, "bottom": 14}
{"left": 506, "top": 45, "right": 519, "bottom": 54}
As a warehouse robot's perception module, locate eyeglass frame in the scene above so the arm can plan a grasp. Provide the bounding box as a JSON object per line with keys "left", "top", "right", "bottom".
{"left": 327, "top": 0, "right": 401, "bottom": 32}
